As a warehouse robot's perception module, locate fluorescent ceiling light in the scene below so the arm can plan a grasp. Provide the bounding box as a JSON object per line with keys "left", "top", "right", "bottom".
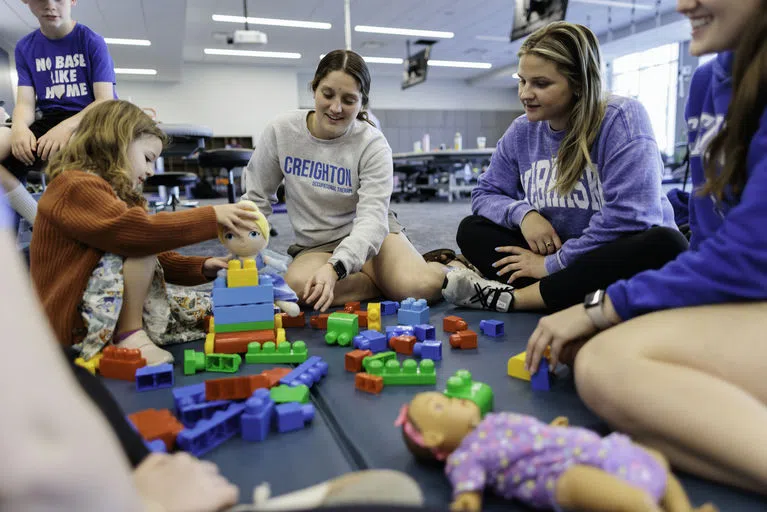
{"left": 475, "top": 35, "right": 510, "bottom": 42}
{"left": 115, "top": 68, "right": 157, "bottom": 75}
{"left": 212, "top": 14, "right": 331, "bottom": 29}
{"left": 429, "top": 60, "right": 492, "bottom": 69}
{"left": 570, "top": 0, "right": 653, "bottom": 9}
{"left": 355, "top": 25, "right": 454, "bottom": 39}
{"left": 320, "top": 54, "right": 403, "bottom": 64}
{"left": 104, "top": 38, "right": 151, "bottom": 46}
{"left": 205, "top": 48, "right": 301, "bottom": 59}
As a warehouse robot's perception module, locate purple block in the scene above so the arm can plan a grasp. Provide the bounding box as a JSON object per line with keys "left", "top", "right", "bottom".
{"left": 176, "top": 403, "right": 246, "bottom": 457}
{"left": 274, "top": 402, "right": 315, "bottom": 433}
{"left": 479, "top": 319, "right": 505, "bottom": 338}
{"left": 380, "top": 300, "right": 400, "bottom": 315}
{"left": 385, "top": 325, "right": 415, "bottom": 341}
{"left": 145, "top": 439, "right": 167, "bottom": 453}
{"left": 135, "top": 363, "right": 174, "bottom": 392}
{"left": 279, "top": 356, "right": 329, "bottom": 388}
{"left": 414, "top": 324, "right": 436, "bottom": 341}
{"left": 172, "top": 382, "right": 231, "bottom": 427}
{"left": 353, "top": 330, "right": 388, "bottom": 353}
{"left": 413, "top": 340, "right": 443, "bottom": 361}
{"left": 241, "top": 389, "right": 275, "bottom": 442}
{"left": 531, "top": 357, "right": 550, "bottom": 391}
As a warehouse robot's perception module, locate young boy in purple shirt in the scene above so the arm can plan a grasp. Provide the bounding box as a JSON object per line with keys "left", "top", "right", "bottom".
{"left": 0, "top": 0, "right": 116, "bottom": 225}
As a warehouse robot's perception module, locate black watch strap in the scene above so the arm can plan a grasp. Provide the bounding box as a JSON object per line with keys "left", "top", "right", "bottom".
{"left": 332, "top": 260, "right": 347, "bottom": 280}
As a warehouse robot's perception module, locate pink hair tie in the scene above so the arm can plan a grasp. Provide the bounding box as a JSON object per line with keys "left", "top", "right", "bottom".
{"left": 395, "top": 404, "right": 450, "bottom": 461}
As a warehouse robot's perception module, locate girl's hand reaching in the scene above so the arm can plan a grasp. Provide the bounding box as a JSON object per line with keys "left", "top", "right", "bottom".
{"left": 203, "top": 256, "right": 231, "bottom": 279}
{"left": 213, "top": 203, "right": 261, "bottom": 232}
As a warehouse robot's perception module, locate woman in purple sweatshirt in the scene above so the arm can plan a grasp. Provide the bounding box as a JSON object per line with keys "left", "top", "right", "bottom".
{"left": 438, "top": 22, "right": 686, "bottom": 313}
{"left": 526, "top": 0, "right": 767, "bottom": 495}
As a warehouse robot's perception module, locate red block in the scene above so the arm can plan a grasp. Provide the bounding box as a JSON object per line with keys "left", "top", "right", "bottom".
{"left": 215, "top": 329, "right": 274, "bottom": 353}
{"left": 261, "top": 367, "right": 292, "bottom": 388}
{"left": 389, "top": 334, "right": 417, "bottom": 355}
{"left": 355, "top": 373, "right": 384, "bottom": 394}
{"left": 309, "top": 313, "right": 329, "bottom": 329}
{"left": 100, "top": 346, "right": 147, "bottom": 381}
{"left": 345, "top": 349, "right": 373, "bottom": 372}
{"left": 356, "top": 311, "right": 368, "bottom": 328}
{"left": 203, "top": 315, "right": 213, "bottom": 333}
{"left": 449, "top": 330, "right": 478, "bottom": 350}
{"left": 443, "top": 315, "right": 468, "bottom": 333}
{"left": 280, "top": 311, "right": 306, "bottom": 328}
{"left": 344, "top": 301, "right": 361, "bottom": 313}
{"left": 205, "top": 374, "right": 270, "bottom": 401}
{"left": 128, "top": 408, "right": 183, "bottom": 451}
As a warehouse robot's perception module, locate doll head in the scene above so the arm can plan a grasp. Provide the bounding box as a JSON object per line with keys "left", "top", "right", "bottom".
{"left": 217, "top": 200, "right": 270, "bottom": 258}
{"left": 395, "top": 392, "right": 482, "bottom": 463}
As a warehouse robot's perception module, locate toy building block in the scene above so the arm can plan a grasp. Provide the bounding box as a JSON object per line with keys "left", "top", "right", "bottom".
{"left": 274, "top": 313, "right": 282, "bottom": 329}
{"left": 280, "top": 311, "right": 306, "bottom": 328}
{"left": 367, "top": 358, "right": 437, "bottom": 386}
{"left": 241, "top": 389, "right": 274, "bottom": 442}
{"left": 135, "top": 363, "right": 174, "bottom": 392}
{"left": 367, "top": 302, "right": 381, "bottom": 331}
{"left": 203, "top": 315, "right": 213, "bottom": 333}
{"left": 380, "top": 300, "right": 400, "bottom": 316}
{"left": 353, "top": 330, "right": 387, "bottom": 353}
{"left": 444, "top": 370, "right": 494, "bottom": 416}
{"left": 214, "top": 329, "right": 274, "bottom": 354}
{"left": 205, "top": 353, "right": 242, "bottom": 373}
{"left": 449, "top": 330, "right": 478, "bottom": 350}
{"left": 443, "top": 315, "right": 468, "bottom": 333}
{"left": 279, "top": 356, "right": 329, "bottom": 388}
{"left": 531, "top": 357, "right": 551, "bottom": 391}
{"left": 479, "top": 319, "right": 505, "bottom": 337}
{"left": 214, "top": 303, "right": 275, "bottom": 327}
{"left": 413, "top": 340, "right": 443, "bottom": 361}
{"left": 274, "top": 402, "right": 315, "bottom": 433}
{"left": 174, "top": 388, "right": 231, "bottom": 428}
{"left": 325, "top": 312, "right": 359, "bottom": 346}
{"left": 309, "top": 313, "right": 329, "bottom": 329}
{"left": 355, "top": 311, "right": 368, "bottom": 328}
{"left": 389, "top": 334, "right": 417, "bottom": 355}
{"left": 214, "top": 319, "right": 275, "bottom": 334}
{"left": 145, "top": 439, "right": 167, "bottom": 453}
{"left": 398, "top": 297, "right": 430, "bottom": 326}
{"left": 414, "top": 324, "right": 436, "bottom": 342}
{"left": 344, "top": 301, "right": 361, "bottom": 313}
{"left": 386, "top": 325, "right": 415, "bottom": 341}
{"left": 205, "top": 373, "right": 270, "bottom": 401}
{"left": 276, "top": 328, "right": 286, "bottom": 343}
{"left": 227, "top": 259, "right": 259, "bottom": 288}
{"left": 507, "top": 352, "right": 531, "bottom": 381}
{"left": 212, "top": 283, "right": 274, "bottom": 307}
{"left": 361, "top": 351, "right": 397, "bottom": 372}
{"left": 261, "top": 367, "right": 292, "bottom": 388}
{"left": 204, "top": 333, "right": 215, "bottom": 355}
{"left": 345, "top": 349, "right": 373, "bottom": 372}
{"left": 127, "top": 408, "right": 184, "bottom": 452}
{"left": 355, "top": 373, "right": 384, "bottom": 394}
{"left": 176, "top": 402, "right": 246, "bottom": 457}
{"left": 245, "top": 341, "right": 308, "bottom": 364}
{"left": 270, "top": 384, "right": 310, "bottom": 404}
{"left": 74, "top": 352, "right": 103, "bottom": 375}
{"left": 99, "top": 346, "right": 147, "bottom": 381}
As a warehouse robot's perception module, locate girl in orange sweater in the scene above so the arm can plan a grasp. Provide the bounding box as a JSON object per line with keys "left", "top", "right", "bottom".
{"left": 30, "top": 100, "right": 259, "bottom": 365}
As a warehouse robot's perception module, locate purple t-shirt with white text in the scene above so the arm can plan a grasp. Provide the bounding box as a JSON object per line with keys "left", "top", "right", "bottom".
{"left": 15, "top": 23, "right": 116, "bottom": 113}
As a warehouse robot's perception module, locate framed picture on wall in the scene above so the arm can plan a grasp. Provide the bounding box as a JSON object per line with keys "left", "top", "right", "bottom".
{"left": 510, "top": 0, "right": 569, "bottom": 42}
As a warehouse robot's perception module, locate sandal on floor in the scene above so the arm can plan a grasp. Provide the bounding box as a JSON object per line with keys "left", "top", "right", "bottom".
{"left": 422, "top": 248, "right": 456, "bottom": 264}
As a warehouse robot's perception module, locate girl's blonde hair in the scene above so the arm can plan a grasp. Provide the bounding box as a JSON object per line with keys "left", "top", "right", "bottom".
{"left": 216, "top": 200, "right": 270, "bottom": 244}
{"left": 46, "top": 100, "right": 167, "bottom": 208}
{"left": 519, "top": 21, "right": 606, "bottom": 195}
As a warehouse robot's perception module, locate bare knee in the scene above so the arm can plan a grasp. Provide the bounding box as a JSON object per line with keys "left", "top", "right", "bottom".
{"left": 574, "top": 333, "right": 627, "bottom": 417}
{"left": 284, "top": 268, "right": 310, "bottom": 296}
{"left": 383, "top": 267, "right": 445, "bottom": 303}
{"left": 123, "top": 255, "right": 156, "bottom": 273}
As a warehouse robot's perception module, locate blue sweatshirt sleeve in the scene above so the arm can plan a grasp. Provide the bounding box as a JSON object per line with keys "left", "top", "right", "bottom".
{"left": 471, "top": 120, "right": 535, "bottom": 228}
{"left": 607, "top": 116, "right": 767, "bottom": 319}
{"left": 545, "top": 103, "right": 671, "bottom": 273}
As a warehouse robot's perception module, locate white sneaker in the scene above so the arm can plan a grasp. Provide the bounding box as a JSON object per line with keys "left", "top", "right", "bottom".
{"left": 442, "top": 268, "right": 515, "bottom": 312}
{"left": 114, "top": 330, "right": 174, "bottom": 366}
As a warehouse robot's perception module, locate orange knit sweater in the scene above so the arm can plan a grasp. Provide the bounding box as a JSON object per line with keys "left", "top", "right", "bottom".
{"left": 30, "top": 171, "right": 219, "bottom": 346}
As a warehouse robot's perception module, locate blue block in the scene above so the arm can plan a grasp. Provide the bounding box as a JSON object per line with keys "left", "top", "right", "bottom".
{"left": 380, "top": 300, "right": 400, "bottom": 315}
{"left": 213, "top": 302, "right": 274, "bottom": 324}
{"left": 353, "top": 330, "right": 388, "bottom": 353}
{"left": 279, "top": 356, "right": 329, "bottom": 388}
{"left": 274, "top": 402, "right": 315, "bottom": 433}
{"left": 172, "top": 383, "right": 231, "bottom": 427}
{"left": 176, "top": 403, "right": 246, "bottom": 457}
{"left": 414, "top": 324, "right": 436, "bottom": 341}
{"left": 241, "top": 389, "right": 275, "bottom": 442}
{"left": 397, "top": 298, "right": 430, "bottom": 325}
{"left": 386, "top": 325, "right": 415, "bottom": 341}
{"left": 531, "top": 357, "right": 551, "bottom": 391}
{"left": 413, "top": 340, "right": 442, "bottom": 361}
{"left": 212, "top": 284, "right": 274, "bottom": 307}
{"left": 135, "top": 363, "right": 174, "bottom": 392}
{"left": 145, "top": 439, "right": 167, "bottom": 453}
{"left": 479, "top": 319, "right": 505, "bottom": 337}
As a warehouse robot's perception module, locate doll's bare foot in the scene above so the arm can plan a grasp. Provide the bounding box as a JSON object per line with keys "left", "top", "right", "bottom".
{"left": 276, "top": 300, "right": 300, "bottom": 317}
{"left": 115, "top": 330, "right": 173, "bottom": 366}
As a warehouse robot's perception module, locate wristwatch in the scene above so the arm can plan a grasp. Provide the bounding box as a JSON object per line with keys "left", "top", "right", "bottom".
{"left": 583, "top": 289, "right": 615, "bottom": 330}
{"left": 331, "top": 260, "right": 347, "bottom": 280}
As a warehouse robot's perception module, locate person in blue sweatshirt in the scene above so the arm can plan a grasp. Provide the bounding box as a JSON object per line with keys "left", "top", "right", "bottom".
{"left": 437, "top": 21, "right": 687, "bottom": 313}
{"left": 526, "top": 0, "right": 767, "bottom": 495}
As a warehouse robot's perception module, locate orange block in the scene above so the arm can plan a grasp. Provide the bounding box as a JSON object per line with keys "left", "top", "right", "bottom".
{"left": 443, "top": 315, "right": 468, "bottom": 333}
{"left": 128, "top": 408, "right": 183, "bottom": 451}
{"left": 309, "top": 313, "right": 329, "bottom": 329}
{"left": 100, "top": 346, "right": 146, "bottom": 381}
{"left": 344, "top": 301, "right": 361, "bottom": 313}
{"left": 389, "top": 334, "right": 417, "bottom": 355}
{"left": 355, "top": 373, "right": 384, "bottom": 394}
{"left": 449, "top": 330, "right": 478, "bottom": 350}
{"left": 345, "top": 349, "right": 373, "bottom": 372}
{"left": 203, "top": 315, "right": 213, "bottom": 333}
{"left": 214, "top": 329, "right": 274, "bottom": 353}
{"left": 280, "top": 311, "right": 306, "bottom": 328}
{"left": 356, "top": 311, "right": 368, "bottom": 328}
{"left": 261, "top": 367, "right": 293, "bottom": 388}
{"left": 205, "top": 374, "right": 271, "bottom": 401}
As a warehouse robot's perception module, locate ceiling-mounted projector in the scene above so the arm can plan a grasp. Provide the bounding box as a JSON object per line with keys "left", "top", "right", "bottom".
{"left": 230, "top": 29, "right": 268, "bottom": 45}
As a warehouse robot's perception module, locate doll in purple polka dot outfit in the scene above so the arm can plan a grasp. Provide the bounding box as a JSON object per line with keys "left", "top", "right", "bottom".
{"left": 396, "top": 392, "right": 717, "bottom": 512}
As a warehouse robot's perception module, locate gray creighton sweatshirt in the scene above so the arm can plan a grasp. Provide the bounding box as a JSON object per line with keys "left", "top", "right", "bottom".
{"left": 242, "top": 110, "right": 393, "bottom": 274}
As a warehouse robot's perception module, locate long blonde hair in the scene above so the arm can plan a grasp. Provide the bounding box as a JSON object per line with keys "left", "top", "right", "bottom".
{"left": 46, "top": 100, "right": 167, "bottom": 208}
{"left": 519, "top": 22, "right": 606, "bottom": 195}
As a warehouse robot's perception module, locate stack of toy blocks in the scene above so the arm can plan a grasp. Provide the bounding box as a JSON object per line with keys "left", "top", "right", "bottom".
{"left": 507, "top": 349, "right": 551, "bottom": 391}
{"left": 344, "top": 301, "right": 368, "bottom": 328}
{"left": 352, "top": 351, "right": 437, "bottom": 394}
{"left": 100, "top": 346, "right": 147, "bottom": 381}
{"left": 412, "top": 324, "right": 442, "bottom": 361}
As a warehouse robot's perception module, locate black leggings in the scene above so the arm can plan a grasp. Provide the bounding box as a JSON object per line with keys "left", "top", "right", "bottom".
{"left": 456, "top": 215, "right": 689, "bottom": 312}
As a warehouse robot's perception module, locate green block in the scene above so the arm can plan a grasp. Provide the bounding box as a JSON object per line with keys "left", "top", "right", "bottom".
{"left": 270, "top": 384, "right": 310, "bottom": 404}
{"left": 215, "top": 320, "right": 275, "bottom": 333}
{"left": 361, "top": 351, "right": 396, "bottom": 372}
{"left": 324, "top": 312, "right": 359, "bottom": 346}
{"left": 368, "top": 358, "right": 436, "bottom": 386}
{"left": 245, "top": 341, "right": 308, "bottom": 364}
{"left": 205, "top": 353, "right": 242, "bottom": 373}
{"left": 183, "top": 349, "right": 206, "bottom": 375}
{"left": 444, "top": 369, "right": 494, "bottom": 416}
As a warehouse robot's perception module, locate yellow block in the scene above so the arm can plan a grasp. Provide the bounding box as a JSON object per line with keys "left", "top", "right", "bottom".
{"left": 367, "top": 302, "right": 381, "bottom": 331}
{"left": 228, "top": 259, "right": 259, "bottom": 288}
{"left": 507, "top": 352, "right": 531, "bottom": 381}
{"left": 74, "top": 353, "right": 103, "bottom": 375}
{"left": 274, "top": 313, "right": 283, "bottom": 330}
{"left": 276, "top": 328, "right": 286, "bottom": 343}
{"left": 209, "top": 316, "right": 215, "bottom": 332}
{"left": 205, "top": 333, "right": 215, "bottom": 354}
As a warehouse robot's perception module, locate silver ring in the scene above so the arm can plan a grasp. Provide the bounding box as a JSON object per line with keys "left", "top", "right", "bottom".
{"left": 545, "top": 242, "right": 553, "bottom": 247}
